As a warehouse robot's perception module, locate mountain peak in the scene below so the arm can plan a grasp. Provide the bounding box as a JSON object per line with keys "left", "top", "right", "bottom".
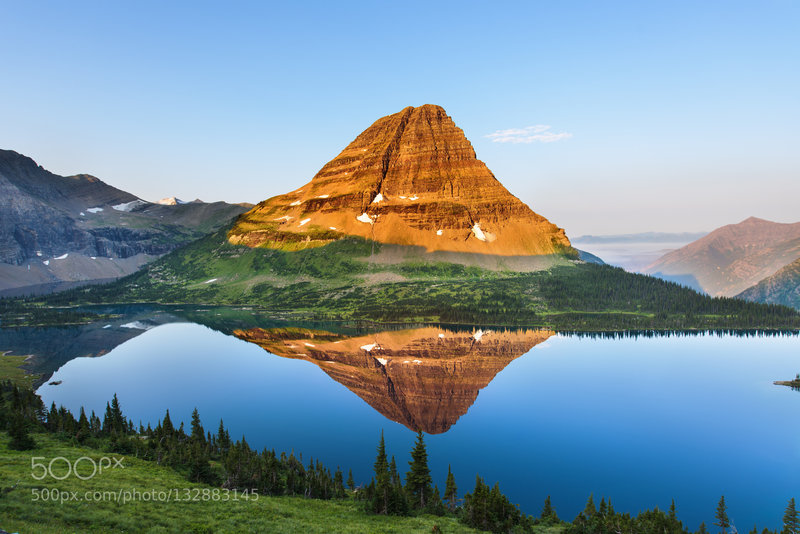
{"left": 229, "top": 105, "right": 572, "bottom": 256}
{"left": 740, "top": 216, "right": 770, "bottom": 225}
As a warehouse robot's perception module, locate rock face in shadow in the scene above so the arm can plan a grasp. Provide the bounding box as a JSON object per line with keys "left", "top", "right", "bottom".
{"left": 0, "top": 149, "right": 248, "bottom": 292}
{"left": 234, "top": 326, "right": 554, "bottom": 433}
{"left": 229, "top": 105, "right": 573, "bottom": 257}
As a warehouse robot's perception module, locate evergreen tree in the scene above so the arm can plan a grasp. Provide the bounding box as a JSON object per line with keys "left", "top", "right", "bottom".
{"left": 783, "top": 498, "right": 799, "bottom": 534}
{"left": 444, "top": 464, "right": 458, "bottom": 511}
{"left": 429, "top": 485, "right": 446, "bottom": 516}
{"left": 583, "top": 493, "right": 597, "bottom": 517}
{"left": 371, "top": 430, "right": 391, "bottom": 515}
{"left": 110, "top": 393, "right": 124, "bottom": 433}
{"left": 347, "top": 468, "right": 355, "bottom": 490}
{"left": 390, "top": 455, "right": 401, "bottom": 487}
{"left": 540, "top": 495, "right": 559, "bottom": 523}
{"left": 161, "top": 409, "right": 175, "bottom": 435}
{"left": 7, "top": 410, "right": 36, "bottom": 450}
{"left": 333, "top": 467, "right": 345, "bottom": 498}
{"left": 76, "top": 407, "right": 90, "bottom": 442}
{"left": 405, "top": 430, "right": 433, "bottom": 510}
{"left": 217, "top": 419, "right": 231, "bottom": 455}
{"left": 190, "top": 407, "right": 205, "bottom": 445}
{"left": 715, "top": 496, "right": 730, "bottom": 534}
{"left": 188, "top": 440, "right": 215, "bottom": 484}
{"left": 699, "top": 522, "right": 709, "bottom": 534}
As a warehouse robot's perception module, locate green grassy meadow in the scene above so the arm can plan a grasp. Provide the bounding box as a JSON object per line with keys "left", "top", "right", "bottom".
{"left": 0, "top": 433, "right": 484, "bottom": 534}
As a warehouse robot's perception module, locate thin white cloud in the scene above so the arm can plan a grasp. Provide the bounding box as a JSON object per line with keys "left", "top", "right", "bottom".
{"left": 485, "top": 125, "right": 572, "bottom": 144}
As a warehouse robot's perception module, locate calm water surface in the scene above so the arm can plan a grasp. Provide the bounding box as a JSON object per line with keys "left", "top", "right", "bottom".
{"left": 25, "top": 320, "right": 800, "bottom": 529}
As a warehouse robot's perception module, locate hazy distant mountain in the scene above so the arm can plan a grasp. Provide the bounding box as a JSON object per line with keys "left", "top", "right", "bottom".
{"left": 571, "top": 232, "right": 708, "bottom": 244}
{"left": 0, "top": 149, "right": 249, "bottom": 294}
{"left": 644, "top": 217, "right": 800, "bottom": 297}
{"left": 571, "top": 232, "right": 707, "bottom": 272}
{"left": 738, "top": 257, "right": 800, "bottom": 309}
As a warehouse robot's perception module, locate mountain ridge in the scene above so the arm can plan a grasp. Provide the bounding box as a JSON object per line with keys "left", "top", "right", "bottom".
{"left": 738, "top": 257, "right": 800, "bottom": 309}
{"left": 0, "top": 149, "right": 249, "bottom": 293}
{"left": 229, "top": 104, "right": 574, "bottom": 257}
{"left": 644, "top": 216, "right": 800, "bottom": 296}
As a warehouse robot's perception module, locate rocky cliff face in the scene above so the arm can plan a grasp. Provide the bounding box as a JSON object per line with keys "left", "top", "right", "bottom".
{"left": 229, "top": 105, "right": 572, "bottom": 256}
{"left": 0, "top": 149, "right": 249, "bottom": 292}
{"left": 234, "top": 326, "right": 553, "bottom": 433}
{"left": 644, "top": 217, "right": 800, "bottom": 297}
{"left": 738, "top": 257, "right": 800, "bottom": 309}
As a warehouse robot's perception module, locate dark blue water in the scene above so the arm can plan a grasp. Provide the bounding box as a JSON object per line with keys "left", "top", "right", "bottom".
{"left": 35, "top": 323, "right": 799, "bottom": 529}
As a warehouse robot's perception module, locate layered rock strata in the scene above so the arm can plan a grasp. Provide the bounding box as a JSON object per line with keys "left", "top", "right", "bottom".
{"left": 229, "top": 105, "right": 572, "bottom": 256}
{"left": 234, "top": 326, "right": 554, "bottom": 433}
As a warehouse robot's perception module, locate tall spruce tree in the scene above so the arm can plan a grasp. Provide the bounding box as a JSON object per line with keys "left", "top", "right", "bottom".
{"left": 371, "top": 430, "right": 391, "bottom": 515}
{"left": 444, "top": 464, "right": 458, "bottom": 511}
{"left": 715, "top": 496, "right": 730, "bottom": 534}
{"left": 190, "top": 407, "right": 205, "bottom": 445}
{"left": 541, "top": 495, "right": 559, "bottom": 523}
{"left": 110, "top": 393, "right": 124, "bottom": 433}
{"left": 405, "top": 430, "right": 433, "bottom": 510}
{"left": 783, "top": 498, "right": 799, "bottom": 534}
{"left": 347, "top": 468, "right": 355, "bottom": 490}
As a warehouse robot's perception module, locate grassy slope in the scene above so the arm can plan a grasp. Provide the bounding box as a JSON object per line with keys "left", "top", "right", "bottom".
{"left": 0, "top": 433, "right": 482, "bottom": 534}
{"left": 44, "top": 229, "right": 800, "bottom": 329}
{"left": 0, "top": 353, "right": 40, "bottom": 388}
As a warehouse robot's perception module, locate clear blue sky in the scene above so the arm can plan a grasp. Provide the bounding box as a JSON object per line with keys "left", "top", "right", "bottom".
{"left": 2, "top": 1, "right": 798, "bottom": 235}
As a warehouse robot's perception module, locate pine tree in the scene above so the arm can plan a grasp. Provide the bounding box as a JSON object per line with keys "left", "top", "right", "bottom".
{"left": 669, "top": 499, "right": 677, "bottom": 520}
{"left": 8, "top": 411, "right": 36, "bottom": 450}
{"left": 405, "top": 430, "right": 433, "bottom": 510}
{"left": 217, "top": 419, "right": 230, "bottom": 455}
{"left": 783, "top": 498, "right": 799, "bottom": 534}
{"left": 110, "top": 393, "right": 124, "bottom": 433}
{"left": 699, "top": 522, "right": 709, "bottom": 534}
{"left": 541, "top": 495, "right": 559, "bottom": 523}
{"left": 444, "top": 464, "right": 458, "bottom": 511}
{"left": 76, "top": 407, "right": 90, "bottom": 442}
{"left": 333, "top": 467, "right": 345, "bottom": 498}
{"left": 190, "top": 407, "right": 205, "bottom": 445}
{"left": 347, "top": 468, "right": 355, "bottom": 490}
{"left": 716, "top": 496, "right": 730, "bottom": 534}
{"left": 161, "top": 409, "right": 175, "bottom": 436}
{"left": 390, "top": 455, "right": 401, "bottom": 487}
{"left": 583, "top": 493, "right": 597, "bottom": 517}
{"left": 371, "top": 430, "right": 391, "bottom": 515}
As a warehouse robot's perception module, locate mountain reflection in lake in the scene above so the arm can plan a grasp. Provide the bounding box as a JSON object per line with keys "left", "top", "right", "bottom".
{"left": 234, "top": 326, "right": 553, "bottom": 433}
{"left": 5, "top": 308, "right": 797, "bottom": 529}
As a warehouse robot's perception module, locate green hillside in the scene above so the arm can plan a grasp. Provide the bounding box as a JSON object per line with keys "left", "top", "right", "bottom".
{"left": 0, "top": 433, "right": 478, "bottom": 534}
{"left": 43, "top": 229, "right": 800, "bottom": 330}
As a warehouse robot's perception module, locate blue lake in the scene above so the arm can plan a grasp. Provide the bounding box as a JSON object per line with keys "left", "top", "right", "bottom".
{"left": 17, "top": 316, "right": 799, "bottom": 530}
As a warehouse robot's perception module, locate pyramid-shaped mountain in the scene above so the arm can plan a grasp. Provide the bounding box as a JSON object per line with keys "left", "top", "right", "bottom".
{"left": 229, "top": 105, "right": 572, "bottom": 256}
{"left": 234, "top": 326, "right": 554, "bottom": 433}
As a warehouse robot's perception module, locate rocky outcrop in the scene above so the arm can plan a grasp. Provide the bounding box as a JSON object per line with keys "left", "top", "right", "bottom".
{"left": 738, "top": 257, "right": 800, "bottom": 309}
{"left": 229, "top": 105, "right": 573, "bottom": 257}
{"left": 0, "top": 149, "right": 249, "bottom": 291}
{"left": 234, "top": 326, "right": 554, "bottom": 433}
